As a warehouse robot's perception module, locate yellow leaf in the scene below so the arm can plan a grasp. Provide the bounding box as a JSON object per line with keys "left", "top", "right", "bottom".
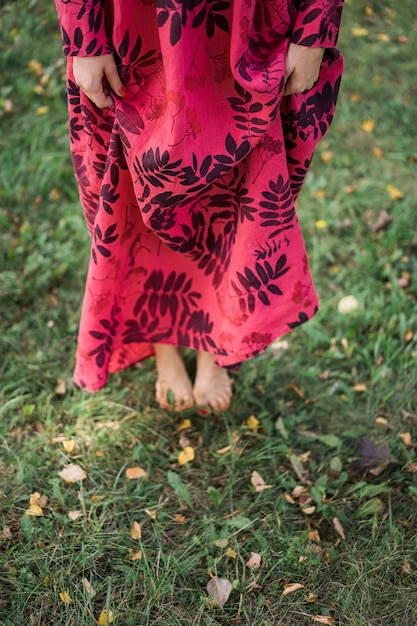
{"left": 372, "top": 146, "right": 384, "bottom": 159}
{"left": 376, "top": 33, "right": 390, "bottom": 43}
{"left": 62, "top": 439, "right": 75, "bottom": 455}
{"left": 399, "top": 432, "right": 412, "bottom": 447}
{"left": 306, "top": 592, "right": 318, "bottom": 602}
{"left": 350, "top": 93, "right": 361, "bottom": 103}
{"left": 28, "top": 59, "right": 43, "bottom": 75}
{"left": 320, "top": 151, "right": 333, "bottom": 164}
{"left": 59, "top": 592, "right": 73, "bottom": 604}
{"left": 130, "top": 521, "right": 142, "bottom": 540}
{"left": 308, "top": 529, "right": 321, "bottom": 543}
{"left": 144, "top": 508, "right": 157, "bottom": 519}
{"left": 125, "top": 466, "right": 147, "bottom": 479}
{"left": 176, "top": 419, "right": 192, "bottom": 431}
{"left": 226, "top": 547, "right": 237, "bottom": 558}
{"left": 386, "top": 184, "right": 404, "bottom": 200}
{"left": 35, "top": 106, "right": 49, "bottom": 116}
{"left": 352, "top": 383, "right": 368, "bottom": 392}
{"left": 25, "top": 504, "right": 43, "bottom": 517}
{"left": 376, "top": 417, "right": 388, "bottom": 425}
{"left": 351, "top": 27, "right": 369, "bottom": 37}
{"left": 315, "top": 219, "right": 328, "bottom": 229}
{"left": 282, "top": 582, "right": 304, "bottom": 596}
{"left": 313, "top": 616, "right": 335, "bottom": 625}
{"left": 247, "top": 415, "right": 260, "bottom": 432}
{"left": 250, "top": 470, "right": 272, "bottom": 492}
{"left": 178, "top": 446, "right": 195, "bottom": 465}
{"left": 313, "top": 189, "right": 326, "bottom": 199}
{"left": 361, "top": 119, "right": 374, "bottom": 132}
{"left": 128, "top": 549, "right": 143, "bottom": 561}
{"left": 99, "top": 610, "right": 114, "bottom": 625}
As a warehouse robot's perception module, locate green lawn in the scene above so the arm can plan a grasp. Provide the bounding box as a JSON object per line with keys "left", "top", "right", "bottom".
{"left": 1, "top": 1, "right": 416, "bottom": 624}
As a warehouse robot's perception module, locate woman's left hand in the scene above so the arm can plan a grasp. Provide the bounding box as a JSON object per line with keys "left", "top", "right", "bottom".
{"left": 284, "top": 43, "right": 325, "bottom": 96}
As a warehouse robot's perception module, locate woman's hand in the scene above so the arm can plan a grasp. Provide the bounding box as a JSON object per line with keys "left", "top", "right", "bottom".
{"left": 72, "top": 54, "right": 125, "bottom": 108}
{"left": 284, "top": 43, "right": 325, "bottom": 96}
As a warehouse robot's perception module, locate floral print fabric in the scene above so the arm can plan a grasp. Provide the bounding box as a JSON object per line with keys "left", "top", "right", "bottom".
{"left": 55, "top": 0, "right": 344, "bottom": 392}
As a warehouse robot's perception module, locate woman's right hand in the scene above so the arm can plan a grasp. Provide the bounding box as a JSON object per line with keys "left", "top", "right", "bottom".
{"left": 72, "top": 54, "right": 125, "bottom": 109}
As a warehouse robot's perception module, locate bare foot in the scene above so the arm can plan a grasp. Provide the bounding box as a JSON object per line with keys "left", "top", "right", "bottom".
{"left": 193, "top": 351, "right": 233, "bottom": 412}
{"left": 153, "top": 344, "right": 194, "bottom": 411}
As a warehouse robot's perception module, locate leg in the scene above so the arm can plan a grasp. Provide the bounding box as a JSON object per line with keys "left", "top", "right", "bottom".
{"left": 153, "top": 344, "right": 194, "bottom": 410}
{"left": 193, "top": 351, "right": 233, "bottom": 412}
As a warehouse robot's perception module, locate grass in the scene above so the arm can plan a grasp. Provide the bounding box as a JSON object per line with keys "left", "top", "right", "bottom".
{"left": 1, "top": 0, "right": 417, "bottom": 624}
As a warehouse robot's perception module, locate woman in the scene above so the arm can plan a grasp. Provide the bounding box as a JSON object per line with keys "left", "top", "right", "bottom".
{"left": 54, "top": 0, "right": 344, "bottom": 411}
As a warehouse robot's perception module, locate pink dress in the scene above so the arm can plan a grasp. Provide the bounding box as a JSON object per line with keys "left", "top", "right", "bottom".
{"left": 55, "top": 0, "right": 344, "bottom": 392}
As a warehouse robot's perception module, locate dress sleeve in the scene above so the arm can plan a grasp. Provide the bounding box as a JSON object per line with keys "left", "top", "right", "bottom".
{"left": 54, "top": 0, "right": 112, "bottom": 56}
{"left": 290, "top": 0, "right": 343, "bottom": 49}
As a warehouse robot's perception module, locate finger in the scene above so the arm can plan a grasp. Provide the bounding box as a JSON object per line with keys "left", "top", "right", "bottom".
{"left": 104, "top": 60, "right": 126, "bottom": 97}
{"left": 82, "top": 87, "right": 114, "bottom": 109}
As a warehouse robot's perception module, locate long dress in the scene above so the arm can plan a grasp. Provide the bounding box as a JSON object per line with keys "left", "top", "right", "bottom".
{"left": 55, "top": 0, "right": 344, "bottom": 392}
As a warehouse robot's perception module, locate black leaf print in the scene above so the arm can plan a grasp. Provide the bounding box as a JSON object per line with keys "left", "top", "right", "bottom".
{"left": 170, "top": 12, "right": 182, "bottom": 46}
{"left": 74, "top": 27, "right": 83, "bottom": 50}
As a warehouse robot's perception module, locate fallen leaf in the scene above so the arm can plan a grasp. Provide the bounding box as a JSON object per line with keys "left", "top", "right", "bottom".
{"left": 313, "top": 616, "right": 335, "bottom": 625}
{"left": 59, "top": 592, "right": 73, "bottom": 604}
{"left": 302, "top": 505, "right": 316, "bottom": 515}
{"left": 68, "top": 510, "right": 82, "bottom": 521}
{"left": 82, "top": 578, "right": 96, "bottom": 598}
{"left": 306, "top": 592, "right": 317, "bottom": 603}
{"left": 178, "top": 446, "right": 195, "bottom": 465}
{"left": 130, "top": 521, "right": 142, "bottom": 540}
{"left": 398, "top": 432, "right": 412, "bottom": 447}
{"left": 386, "top": 184, "right": 404, "bottom": 200}
{"left": 176, "top": 419, "right": 192, "bottom": 431}
{"left": 371, "top": 210, "right": 393, "bottom": 233}
{"left": 352, "top": 383, "right": 368, "bottom": 392}
{"left": 62, "top": 439, "right": 75, "bottom": 455}
{"left": 320, "top": 151, "right": 333, "bottom": 164}
{"left": 174, "top": 514, "right": 186, "bottom": 524}
{"left": 247, "top": 415, "right": 260, "bottom": 432}
{"left": 144, "top": 508, "right": 157, "bottom": 520}
{"left": 99, "top": 609, "right": 114, "bottom": 625}
{"left": 315, "top": 219, "right": 328, "bottom": 229}
{"left": 250, "top": 470, "right": 272, "bottom": 492}
{"left": 207, "top": 577, "right": 233, "bottom": 608}
{"left": 54, "top": 379, "right": 66, "bottom": 396}
{"left": 128, "top": 549, "right": 142, "bottom": 561}
{"left": 59, "top": 464, "right": 87, "bottom": 483}
{"left": 401, "top": 559, "right": 411, "bottom": 576}
{"left": 351, "top": 439, "right": 390, "bottom": 475}
{"left": 337, "top": 295, "right": 359, "bottom": 314}
{"left": 125, "top": 467, "right": 146, "bottom": 479}
{"left": 351, "top": 27, "right": 369, "bottom": 37}
{"left": 25, "top": 504, "right": 43, "bottom": 517}
{"left": 282, "top": 582, "right": 304, "bottom": 596}
{"left": 361, "top": 118, "right": 374, "bottom": 132}
{"left": 213, "top": 538, "right": 229, "bottom": 548}
{"left": 246, "top": 552, "right": 262, "bottom": 569}
{"left": 372, "top": 146, "right": 384, "bottom": 158}
{"left": 179, "top": 432, "right": 191, "bottom": 448}
{"left": 332, "top": 517, "right": 346, "bottom": 540}
{"left": 226, "top": 547, "right": 237, "bottom": 558}
{"left": 308, "top": 529, "right": 321, "bottom": 543}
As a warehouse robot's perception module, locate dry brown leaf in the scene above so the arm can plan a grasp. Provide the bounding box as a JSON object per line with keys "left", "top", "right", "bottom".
{"left": 125, "top": 467, "right": 146, "bottom": 479}
{"left": 306, "top": 592, "right": 317, "bottom": 603}
{"left": 68, "top": 510, "right": 82, "bottom": 521}
{"left": 144, "top": 508, "right": 157, "bottom": 520}
{"left": 371, "top": 210, "right": 393, "bottom": 233}
{"left": 207, "top": 577, "right": 233, "bottom": 608}
{"left": 313, "top": 616, "right": 335, "bottom": 625}
{"left": 179, "top": 433, "right": 192, "bottom": 448}
{"left": 251, "top": 470, "right": 272, "bottom": 492}
{"left": 178, "top": 446, "right": 195, "bottom": 466}
{"left": 308, "top": 529, "right": 321, "bottom": 543}
{"left": 246, "top": 552, "right": 262, "bottom": 569}
{"left": 213, "top": 538, "right": 229, "bottom": 548}
{"left": 302, "top": 505, "right": 316, "bottom": 515}
{"left": 58, "top": 464, "right": 87, "bottom": 483}
{"left": 174, "top": 514, "right": 186, "bottom": 524}
{"left": 55, "top": 379, "right": 67, "bottom": 396}
{"left": 82, "top": 578, "right": 96, "bottom": 598}
{"left": 292, "top": 486, "right": 306, "bottom": 499}
{"left": 401, "top": 559, "right": 411, "bottom": 576}
{"left": 283, "top": 493, "right": 295, "bottom": 504}
{"left": 128, "top": 549, "right": 143, "bottom": 561}
{"left": 282, "top": 582, "right": 304, "bottom": 596}
{"left": 332, "top": 517, "right": 346, "bottom": 540}
{"left": 130, "top": 521, "right": 142, "bottom": 540}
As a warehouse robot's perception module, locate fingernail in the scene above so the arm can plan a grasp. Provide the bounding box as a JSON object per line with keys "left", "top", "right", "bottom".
{"left": 119, "top": 86, "right": 126, "bottom": 97}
